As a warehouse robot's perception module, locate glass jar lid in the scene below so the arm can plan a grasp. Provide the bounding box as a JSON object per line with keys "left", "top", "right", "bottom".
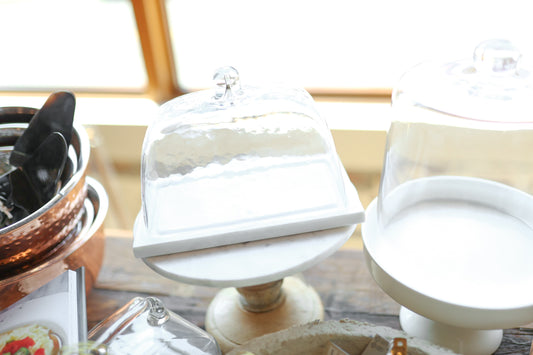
{"left": 133, "top": 67, "right": 364, "bottom": 258}
{"left": 88, "top": 297, "right": 222, "bottom": 354}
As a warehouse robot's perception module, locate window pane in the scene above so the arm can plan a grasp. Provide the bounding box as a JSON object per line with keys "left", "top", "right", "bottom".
{"left": 0, "top": 0, "right": 146, "bottom": 91}
{"left": 166, "top": 0, "right": 533, "bottom": 92}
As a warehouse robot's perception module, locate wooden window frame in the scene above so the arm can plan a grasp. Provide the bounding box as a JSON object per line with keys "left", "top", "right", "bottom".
{"left": 132, "top": 0, "right": 391, "bottom": 104}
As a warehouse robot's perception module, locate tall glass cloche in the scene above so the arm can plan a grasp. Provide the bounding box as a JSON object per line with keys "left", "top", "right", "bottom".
{"left": 363, "top": 39, "right": 533, "bottom": 354}
{"left": 134, "top": 67, "right": 363, "bottom": 258}
{"left": 380, "top": 38, "right": 533, "bottom": 223}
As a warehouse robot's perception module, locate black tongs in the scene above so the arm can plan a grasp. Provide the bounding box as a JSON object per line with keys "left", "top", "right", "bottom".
{"left": 0, "top": 91, "right": 75, "bottom": 227}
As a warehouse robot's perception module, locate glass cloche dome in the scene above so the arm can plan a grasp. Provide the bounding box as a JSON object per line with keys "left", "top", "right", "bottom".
{"left": 379, "top": 39, "right": 533, "bottom": 227}
{"left": 133, "top": 67, "right": 363, "bottom": 258}
{"left": 363, "top": 39, "right": 533, "bottom": 354}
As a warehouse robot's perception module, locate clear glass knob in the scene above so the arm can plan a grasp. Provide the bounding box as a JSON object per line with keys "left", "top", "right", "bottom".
{"left": 213, "top": 66, "right": 242, "bottom": 104}
{"left": 473, "top": 39, "right": 521, "bottom": 74}
{"left": 146, "top": 297, "right": 170, "bottom": 326}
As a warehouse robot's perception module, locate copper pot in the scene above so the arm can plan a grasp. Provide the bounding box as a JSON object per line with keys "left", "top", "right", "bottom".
{"left": 0, "top": 177, "right": 108, "bottom": 310}
{"left": 0, "top": 107, "right": 90, "bottom": 271}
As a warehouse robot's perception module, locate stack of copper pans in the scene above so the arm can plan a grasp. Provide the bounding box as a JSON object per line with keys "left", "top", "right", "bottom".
{"left": 0, "top": 107, "right": 108, "bottom": 309}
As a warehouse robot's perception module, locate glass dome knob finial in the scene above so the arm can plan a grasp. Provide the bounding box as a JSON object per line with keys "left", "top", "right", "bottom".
{"left": 147, "top": 297, "right": 170, "bottom": 326}
{"left": 213, "top": 66, "right": 242, "bottom": 103}
{"left": 473, "top": 39, "right": 521, "bottom": 74}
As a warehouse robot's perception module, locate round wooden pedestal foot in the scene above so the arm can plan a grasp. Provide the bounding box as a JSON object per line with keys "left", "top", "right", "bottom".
{"left": 205, "top": 276, "right": 324, "bottom": 354}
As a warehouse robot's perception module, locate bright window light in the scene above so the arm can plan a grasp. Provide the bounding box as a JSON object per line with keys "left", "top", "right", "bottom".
{"left": 0, "top": 0, "right": 146, "bottom": 91}
{"left": 166, "top": 0, "right": 533, "bottom": 92}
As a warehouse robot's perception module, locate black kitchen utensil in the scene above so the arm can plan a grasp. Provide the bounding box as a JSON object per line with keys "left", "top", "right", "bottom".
{"left": 0, "top": 132, "right": 68, "bottom": 227}
{"left": 9, "top": 91, "right": 75, "bottom": 167}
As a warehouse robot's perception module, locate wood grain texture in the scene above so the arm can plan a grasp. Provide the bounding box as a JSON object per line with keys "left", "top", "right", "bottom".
{"left": 87, "top": 233, "right": 533, "bottom": 354}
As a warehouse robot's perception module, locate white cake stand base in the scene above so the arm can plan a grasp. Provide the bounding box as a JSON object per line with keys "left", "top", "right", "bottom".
{"left": 143, "top": 224, "right": 363, "bottom": 354}
{"left": 400, "top": 307, "right": 503, "bottom": 355}
{"left": 205, "top": 276, "right": 323, "bottom": 354}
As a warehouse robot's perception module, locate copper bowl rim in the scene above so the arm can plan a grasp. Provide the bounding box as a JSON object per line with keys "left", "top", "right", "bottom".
{"left": 0, "top": 177, "right": 108, "bottom": 284}
{"left": 0, "top": 106, "right": 91, "bottom": 234}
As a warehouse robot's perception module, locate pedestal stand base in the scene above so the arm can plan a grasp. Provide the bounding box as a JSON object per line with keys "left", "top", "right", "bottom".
{"left": 206, "top": 276, "right": 324, "bottom": 354}
{"left": 399, "top": 307, "right": 503, "bottom": 355}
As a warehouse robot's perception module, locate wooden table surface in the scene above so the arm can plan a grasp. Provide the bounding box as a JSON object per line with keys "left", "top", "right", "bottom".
{"left": 87, "top": 230, "right": 533, "bottom": 354}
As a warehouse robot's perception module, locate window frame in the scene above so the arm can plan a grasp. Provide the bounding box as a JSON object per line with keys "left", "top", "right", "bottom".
{"left": 132, "top": 0, "right": 391, "bottom": 104}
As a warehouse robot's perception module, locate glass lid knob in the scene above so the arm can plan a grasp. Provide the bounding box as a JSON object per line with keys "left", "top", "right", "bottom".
{"left": 473, "top": 39, "right": 521, "bottom": 74}
{"left": 147, "top": 297, "right": 170, "bottom": 326}
{"left": 213, "top": 66, "right": 242, "bottom": 104}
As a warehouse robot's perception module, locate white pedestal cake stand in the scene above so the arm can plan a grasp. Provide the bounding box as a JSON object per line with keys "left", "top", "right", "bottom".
{"left": 362, "top": 176, "right": 533, "bottom": 355}
{"left": 143, "top": 224, "right": 357, "bottom": 353}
